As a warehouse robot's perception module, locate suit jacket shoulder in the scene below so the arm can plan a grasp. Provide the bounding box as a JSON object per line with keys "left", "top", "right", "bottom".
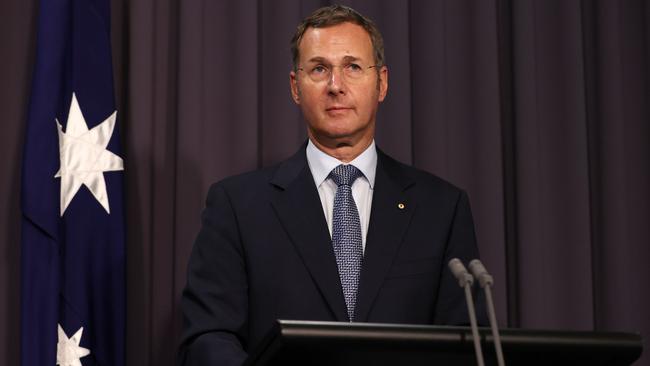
{"left": 377, "top": 149, "right": 466, "bottom": 200}
{"left": 209, "top": 146, "right": 309, "bottom": 204}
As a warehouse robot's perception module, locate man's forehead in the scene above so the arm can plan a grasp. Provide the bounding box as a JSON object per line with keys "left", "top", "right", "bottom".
{"left": 299, "top": 22, "right": 373, "bottom": 61}
{"left": 305, "top": 55, "right": 360, "bottom": 64}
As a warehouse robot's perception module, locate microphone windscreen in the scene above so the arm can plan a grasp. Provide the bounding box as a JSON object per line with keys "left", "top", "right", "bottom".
{"left": 469, "top": 259, "right": 488, "bottom": 277}
{"left": 469, "top": 259, "right": 494, "bottom": 287}
{"left": 448, "top": 258, "right": 473, "bottom": 286}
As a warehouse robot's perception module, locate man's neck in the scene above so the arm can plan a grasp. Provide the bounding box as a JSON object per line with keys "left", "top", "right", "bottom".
{"left": 308, "top": 135, "right": 374, "bottom": 163}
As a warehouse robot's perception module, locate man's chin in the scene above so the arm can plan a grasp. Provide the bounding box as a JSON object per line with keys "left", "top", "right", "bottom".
{"left": 307, "top": 120, "right": 374, "bottom": 146}
{"left": 322, "top": 129, "right": 358, "bottom": 141}
{"left": 312, "top": 129, "right": 368, "bottom": 147}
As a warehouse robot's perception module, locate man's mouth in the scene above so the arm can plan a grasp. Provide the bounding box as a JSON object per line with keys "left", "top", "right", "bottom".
{"left": 326, "top": 106, "right": 352, "bottom": 112}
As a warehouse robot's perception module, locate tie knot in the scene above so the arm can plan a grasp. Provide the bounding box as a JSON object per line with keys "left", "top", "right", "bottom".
{"left": 329, "top": 164, "right": 363, "bottom": 187}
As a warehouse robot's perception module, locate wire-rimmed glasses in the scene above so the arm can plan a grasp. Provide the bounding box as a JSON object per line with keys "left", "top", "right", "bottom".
{"left": 297, "top": 62, "right": 378, "bottom": 83}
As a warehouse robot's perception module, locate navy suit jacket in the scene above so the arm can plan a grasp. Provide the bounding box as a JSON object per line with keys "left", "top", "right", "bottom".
{"left": 178, "top": 146, "right": 483, "bottom": 366}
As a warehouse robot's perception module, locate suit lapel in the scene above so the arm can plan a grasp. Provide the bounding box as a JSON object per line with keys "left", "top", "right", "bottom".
{"left": 354, "top": 151, "right": 416, "bottom": 322}
{"left": 269, "top": 148, "right": 349, "bottom": 321}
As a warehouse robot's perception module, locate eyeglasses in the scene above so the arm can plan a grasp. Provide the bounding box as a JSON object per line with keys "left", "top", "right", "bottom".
{"left": 297, "top": 63, "right": 378, "bottom": 83}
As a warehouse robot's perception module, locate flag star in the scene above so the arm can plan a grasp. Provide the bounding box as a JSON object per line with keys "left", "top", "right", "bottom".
{"left": 55, "top": 93, "right": 123, "bottom": 216}
{"left": 57, "top": 324, "right": 91, "bottom": 366}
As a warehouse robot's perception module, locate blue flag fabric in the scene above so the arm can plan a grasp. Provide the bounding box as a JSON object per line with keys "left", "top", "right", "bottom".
{"left": 21, "top": 0, "right": 125, "bottom": 365}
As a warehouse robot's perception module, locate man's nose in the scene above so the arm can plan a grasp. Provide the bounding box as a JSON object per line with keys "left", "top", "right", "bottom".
{"left": 327, "top": 67, "right": 347, "bottom": 95}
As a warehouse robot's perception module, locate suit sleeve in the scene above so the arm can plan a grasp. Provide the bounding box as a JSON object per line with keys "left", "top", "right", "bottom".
{"left": 433, "top": 190, "right": 487, "bottom": 325}
{"left": 178, "top": 183, "right": 249, "bottom": 366}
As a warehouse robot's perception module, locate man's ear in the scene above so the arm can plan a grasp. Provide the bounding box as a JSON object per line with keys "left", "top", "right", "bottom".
{"left": 378, "top": 65, "right": 388, "bottom": 102}
{"left": 289, "top": 71, "right": 300, "bottom": 104}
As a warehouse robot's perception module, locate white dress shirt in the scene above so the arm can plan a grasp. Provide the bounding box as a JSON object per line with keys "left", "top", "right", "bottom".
{"left": 306, "top": 139, "right": 377, "bottom": 253}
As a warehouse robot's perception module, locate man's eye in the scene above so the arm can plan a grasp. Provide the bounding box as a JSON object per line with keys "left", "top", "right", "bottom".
{"left": 347, "top": 63, "right": 362, "bottom": 71}
{"left": 312, "top": 65, "right": 328, "bottom": 74}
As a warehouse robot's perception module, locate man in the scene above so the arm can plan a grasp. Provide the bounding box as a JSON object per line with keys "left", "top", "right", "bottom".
{"left": 178, "top": 5, "right": 482, "bottom": 366}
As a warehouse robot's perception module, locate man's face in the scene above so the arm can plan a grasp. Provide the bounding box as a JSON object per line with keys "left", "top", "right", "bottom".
{"left": 290, "top": 22, "right": 388, "bottom": 149}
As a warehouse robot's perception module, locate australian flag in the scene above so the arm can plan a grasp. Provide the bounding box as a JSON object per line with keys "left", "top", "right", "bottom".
{"left": 21, "top": 0, "right": 125, "bottom": 365}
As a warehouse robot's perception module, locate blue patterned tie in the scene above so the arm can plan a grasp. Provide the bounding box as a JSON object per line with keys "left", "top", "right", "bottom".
{"left": 329, "top": 164, "right": 364, "bottom": 321}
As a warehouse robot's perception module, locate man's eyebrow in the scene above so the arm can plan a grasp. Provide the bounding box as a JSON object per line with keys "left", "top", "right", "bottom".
{"left": 305, "top": 55, "right": 363, "bottom": 64}
{"left": 341, "top": 55, "right": 361, "bottom": 63}
{"left": 306, "top": 56, "right": 328, "bottom": 64}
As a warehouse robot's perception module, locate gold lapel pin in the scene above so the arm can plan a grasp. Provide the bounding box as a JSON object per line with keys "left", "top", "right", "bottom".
{"left": 397, "top": 203, "right": 405, "bottom": 210}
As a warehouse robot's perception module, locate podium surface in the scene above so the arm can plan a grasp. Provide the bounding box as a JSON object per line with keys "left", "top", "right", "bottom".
{"left": 244, "top": 320, "right": 643, "bottom": 366}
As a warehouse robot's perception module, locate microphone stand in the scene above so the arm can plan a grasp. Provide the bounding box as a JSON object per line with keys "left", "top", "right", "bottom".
{"left": 469, "top": 259, "right": 505, "bottom": 366}
{"left": 449, "top": 258, "right": 485, "bottom": 366}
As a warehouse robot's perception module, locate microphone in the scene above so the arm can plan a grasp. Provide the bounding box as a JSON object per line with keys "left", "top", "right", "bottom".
{"left": 469, "top": 259, "right": 505, "bottom": 366}
{"left": 448, "top": 258, "right": 485, "bottom": 366}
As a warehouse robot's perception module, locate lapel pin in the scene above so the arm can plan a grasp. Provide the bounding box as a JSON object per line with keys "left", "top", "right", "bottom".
{"left": 397, "top": 203, "right": 405, "bottom": 210}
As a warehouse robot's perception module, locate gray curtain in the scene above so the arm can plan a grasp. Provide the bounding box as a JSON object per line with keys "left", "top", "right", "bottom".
{"left": 1, "top": 0, "right": 648, "bottom": 365}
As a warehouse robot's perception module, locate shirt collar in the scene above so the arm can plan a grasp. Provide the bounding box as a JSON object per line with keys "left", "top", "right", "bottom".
{"left": 306, "top": 139, "right": 377, "bottom": 189}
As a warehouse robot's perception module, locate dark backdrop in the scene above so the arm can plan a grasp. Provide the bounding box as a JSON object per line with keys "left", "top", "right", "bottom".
{"left": 1, "top": 0, "right": 648, "bottom": 365}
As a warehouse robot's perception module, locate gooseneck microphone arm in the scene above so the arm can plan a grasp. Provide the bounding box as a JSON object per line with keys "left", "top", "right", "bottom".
{"left": 469, "top": 259, "right": 505, "bottom": 366}
{"left": 448, "top": 258, "right": 485, "bottom": 366}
